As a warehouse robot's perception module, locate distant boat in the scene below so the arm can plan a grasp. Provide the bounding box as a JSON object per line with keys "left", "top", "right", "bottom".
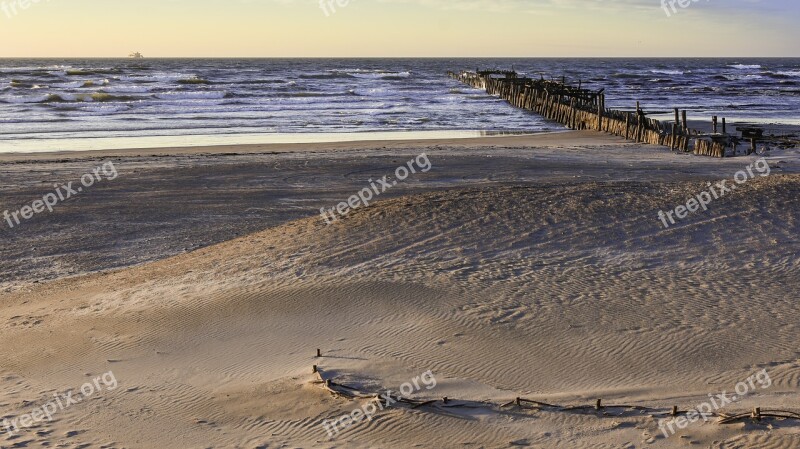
{"left": 128, "top": 52, "right": 144, "bottom": 59}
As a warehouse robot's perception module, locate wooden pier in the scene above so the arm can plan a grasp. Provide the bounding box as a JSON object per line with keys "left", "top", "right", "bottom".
{"left": 448, "top": 70, "right": 742, "bottom": 158}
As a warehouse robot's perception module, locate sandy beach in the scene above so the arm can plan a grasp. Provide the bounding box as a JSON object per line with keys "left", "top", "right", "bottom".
{"left": 1, "top": 131, "right": 798, "bottom": 448}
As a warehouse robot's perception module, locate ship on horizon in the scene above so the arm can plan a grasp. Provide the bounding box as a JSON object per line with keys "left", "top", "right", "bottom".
{"left": 128, "top": 52, "right": 144, "bottom": 59}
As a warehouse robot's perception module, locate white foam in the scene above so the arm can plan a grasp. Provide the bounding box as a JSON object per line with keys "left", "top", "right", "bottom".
{"left": 102, "top": 85, "right": 153, "bottom": 93}
{"left": 78, "top": 104, "right": 132, "bottom": 114}
{"left": 52, "top": 81, "right": 84, "bottom": 88}
{"left": 3, "top": 94, "right": 50, "bottom": 103}
{"left": 155, "top": 91, "right": 227, "bottom": 100}
{"left": 120, "top": 73, "right": 197, "bottom": 83}
{"left": 351, "top": 72, "right": 410, "bottom": 79}
{"left": 650, "top": 70, "right": 684, "bottom": 75}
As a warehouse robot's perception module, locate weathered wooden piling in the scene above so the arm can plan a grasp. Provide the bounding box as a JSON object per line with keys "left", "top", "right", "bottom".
{"left": 671, "top": 124, "right": 677, "bottom": 150}
{"left": 597, "top": 101, "right": 603, "bottom": 131}
{"left": 625, "top": 114, "right": 630, "bottom": 140}
{"left": 448, "top": 69, "right": 738, "bottom": 158}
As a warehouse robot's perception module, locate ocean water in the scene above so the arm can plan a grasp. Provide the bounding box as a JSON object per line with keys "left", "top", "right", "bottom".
{"left": 1, "top": 58, "right": 799, "bottom": 152}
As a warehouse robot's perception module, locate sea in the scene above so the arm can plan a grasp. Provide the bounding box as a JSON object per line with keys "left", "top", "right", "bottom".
{"left": 1, "top": 58, "right": 799, "bottom": 152}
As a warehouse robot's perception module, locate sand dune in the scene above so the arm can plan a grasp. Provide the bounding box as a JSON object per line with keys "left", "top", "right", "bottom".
{"left": 0, "top": 135, "right": 797, "bottom": 448}
{"left": 2, "top": 143, "right": 799, "bottom": 448}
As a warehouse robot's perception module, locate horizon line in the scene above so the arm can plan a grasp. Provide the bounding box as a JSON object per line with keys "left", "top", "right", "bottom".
{"left": 2, "top": 56, "right": 800, "bottom": 59}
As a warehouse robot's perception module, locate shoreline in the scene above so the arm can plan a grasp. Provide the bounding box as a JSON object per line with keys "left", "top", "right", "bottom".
{"left": 0, "top": 130, "right": 557, "bottom": 155}
{"left": 2, "top": 127, "right": 795, "bottom": 163}
{"left": 0, "top": 130, "right": 594, "bottom": 161}
{"left": 4, "top": 120, "right": 798, "bottom": 160}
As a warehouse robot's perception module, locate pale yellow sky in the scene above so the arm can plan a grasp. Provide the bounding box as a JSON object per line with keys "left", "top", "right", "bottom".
{"left": 0, "top": 0, "right": 796, "bottom": 57}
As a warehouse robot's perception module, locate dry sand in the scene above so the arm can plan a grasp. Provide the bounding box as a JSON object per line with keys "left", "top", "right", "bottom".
{"left": 1, "top": 131, "right": 799, "bottom": 448}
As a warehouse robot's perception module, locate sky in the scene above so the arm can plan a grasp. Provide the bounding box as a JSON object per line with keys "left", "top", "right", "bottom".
{"left": 0, "top": 0, "right": 797, "bottom": 57}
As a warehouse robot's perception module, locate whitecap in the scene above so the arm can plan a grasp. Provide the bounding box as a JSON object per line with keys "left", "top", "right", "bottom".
{"left": 155, "top": 91, "right": 227, "bottom": 100}
{"left": 650, "top": 70, "right": 684, "bottom": 75}
{"left": 77, "top": 104, "right": 132, "bottom": 114}
{"left": 102, "top": 85, "right": 153, "bottom": 93}
{"left": 2, "top": 94, "right": 51, "bottom": 103}
{"left": 52, "top": 81, "right": 84, "bottom": 88}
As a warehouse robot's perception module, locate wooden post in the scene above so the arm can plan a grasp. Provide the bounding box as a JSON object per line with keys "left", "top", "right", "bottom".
{"left": 672, "top": 405, "right": 679, "bottom": 416}
{"left": 316, "top": 348, "right": 321, "bottom": 358}
{"left": 544, "top": 92, "right": 550, "bottom": 116}
{"left": 595, "top": 399, "right": 603, "bottom": 410}
{"left": 681, "top": 110, "right": 688, "bottom": 132}
{"left": 569, "top": 98, "right": 576, "bottom": 129}
{"left": 722, "top": 117, "right": 727, "bottom": 135}
{"left": 671, "top": 123, "right": 677, "bottom": 150}
{"left": 313, "top": 365, "right": 318, "bottom": 373}
{"left": 515, "top": 397, "right": 521, "bottom": 406}
{"left": 442, "top": 397, "right": 449, "bottom": 404}
{"left": 674, "top": 108, "right": 679, "bottom": 127}
{"left": 636, "top": 108, "right": 644, "bottom": 143}
{"left": 625, "top": 114, "right": 630, "bottom": 140}
{"left": 597, "top": 101, "right": 603, "bottom": 131}
{"left": 750, "top": 137, "right": 756, "bottom": 155}
{"left": 753, "top": 407, "right": 761, "bottom": 421}
{"left": 712, "top": 116, "right": 718, "bottom": 134}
